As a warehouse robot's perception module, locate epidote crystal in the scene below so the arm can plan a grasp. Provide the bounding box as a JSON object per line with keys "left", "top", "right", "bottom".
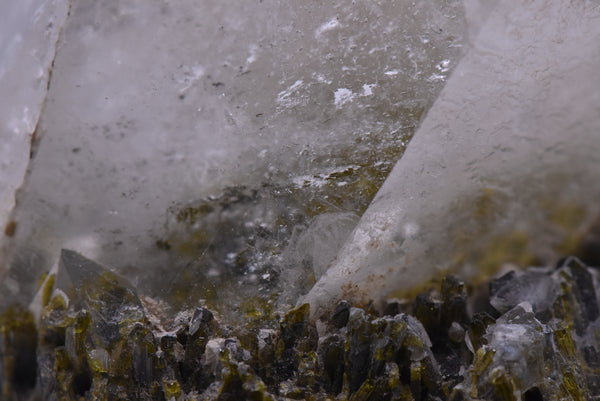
{"left": 4, "top": 250, "right": 600, "bottom": 400}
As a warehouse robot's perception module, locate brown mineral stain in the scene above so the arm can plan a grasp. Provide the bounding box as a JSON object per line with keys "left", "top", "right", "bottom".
{"left": 369, "top": 241, "right": 380, "bottom": 249}
{"left": 4, "top": 221, "right": 16, "bottom": 237}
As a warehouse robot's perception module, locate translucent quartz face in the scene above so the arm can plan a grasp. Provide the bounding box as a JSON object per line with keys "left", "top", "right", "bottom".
{"left": 0, "top": 0, "right": 467, "bottom": 319}
{"left": 304, "top": 0, "right": 600, "bottom": 316}
{"left": 6, "top": 0, "right": 598, "bottom": 322}
{"left": 0, "top": 0, "right": 70, "bottom": 234}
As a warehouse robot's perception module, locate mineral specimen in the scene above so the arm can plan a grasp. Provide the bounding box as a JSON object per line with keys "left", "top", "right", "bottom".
{"left": 3, "top": 250, "right": 600, "bottom": 400}
{"left": 304, "top": 0, "right": 600, "bottom": 316}
{"left": 0, "top": 0, "right": 69, "bottom": 232}
{"left": 0, "top": 0, "right": 466, "bottom": 316}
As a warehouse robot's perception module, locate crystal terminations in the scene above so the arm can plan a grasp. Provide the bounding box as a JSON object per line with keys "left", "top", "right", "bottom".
{"left": 2, "top": 250, "right": 600, "bottom": 400}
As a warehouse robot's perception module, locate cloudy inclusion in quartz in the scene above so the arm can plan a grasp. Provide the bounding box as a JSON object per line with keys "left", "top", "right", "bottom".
{"left": 0, "top": 0, "right": 467, "bottom": 319}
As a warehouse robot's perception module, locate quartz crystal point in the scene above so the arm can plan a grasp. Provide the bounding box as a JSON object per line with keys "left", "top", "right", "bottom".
{"left": 452, "top": 257, "right": 600, "bottom": 399}
{"left": 304, "top": 0, "right": 600, "bottom": 316}
{"left": 58, "top": 249, "right": 146, "bottom": 346}
{"left": 36, "top": 250, "right": 153, "bottom": 400}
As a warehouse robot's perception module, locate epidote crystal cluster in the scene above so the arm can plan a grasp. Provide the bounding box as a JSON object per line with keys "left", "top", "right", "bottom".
{"left": 2, "top": 250, "right": 599, "bottom": 400}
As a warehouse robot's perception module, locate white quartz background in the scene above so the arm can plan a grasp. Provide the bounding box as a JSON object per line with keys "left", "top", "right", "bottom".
{"left": 3, "top": 0, "right": 599, "bottom": 317}
{"left": 0, "top": 0, "right": 466, "bottom": 308}
{"left": 0, "top": 0, "right": 69, "bottom": 243}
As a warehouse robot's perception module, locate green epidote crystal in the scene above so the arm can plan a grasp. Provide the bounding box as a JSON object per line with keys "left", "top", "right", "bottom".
{"left": 3, "top": 251, "right": 600, "bottom": 400}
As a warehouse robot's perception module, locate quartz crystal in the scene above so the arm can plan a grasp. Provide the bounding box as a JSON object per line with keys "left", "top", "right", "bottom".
{"left": 0, "top": 0, "right": 466, "bottom": 319}
{"left": 454, "top": 257, "right": 600, "bottom": 400}
{"left": 2, "top": 0, "right": 600, "bottom": 398}
{"left": 305, "top": 0, "right": 600, "bottom": 315}
{"left": 0, "top": 0, "right": 69, "bottom": 233}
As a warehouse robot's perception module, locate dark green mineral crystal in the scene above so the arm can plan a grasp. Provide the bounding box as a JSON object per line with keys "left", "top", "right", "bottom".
{"left": 2, "top": 251, "right": 600, "bottom": 400}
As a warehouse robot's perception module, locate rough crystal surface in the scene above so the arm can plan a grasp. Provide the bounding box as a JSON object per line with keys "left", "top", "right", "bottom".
{"left": 305, "top": 0, "right": 600, "bottom": 315}
{"left": 0, "top": 0, "right": 69, "bottom": 237}
{"left": 489, "top": 268, "right": 557, "bottom": 315}
{"left": 4, "top": 251, "right": 600, "bottom": 400}
{"left": 1, "top": 1, "right": 600, "bottom": 398}
{"left": 0, "top": 0, "right": 466, "bottom": 320}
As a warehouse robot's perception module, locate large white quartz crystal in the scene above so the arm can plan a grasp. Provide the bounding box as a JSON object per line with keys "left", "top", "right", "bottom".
{"left": 304, "top": 0, "right": 600, "bottom": 316}
{"left": 0, "top": 0, "right": 69, "bottom": 234}
{"left": 0, "top": 0, "right": 466, "bottom": 311}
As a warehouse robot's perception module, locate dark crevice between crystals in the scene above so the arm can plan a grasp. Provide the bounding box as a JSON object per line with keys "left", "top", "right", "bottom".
{"left": 72, "top": 370, "right": 92, "bottom": 397}
{"left": 2, "top": 251, "right": 600, "bottom": 400}
{"left": 522, "top": 387, "right": 543, "bottom": 401}
{"left": 10, "top": 323, "right": 37, "bottom": 392}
